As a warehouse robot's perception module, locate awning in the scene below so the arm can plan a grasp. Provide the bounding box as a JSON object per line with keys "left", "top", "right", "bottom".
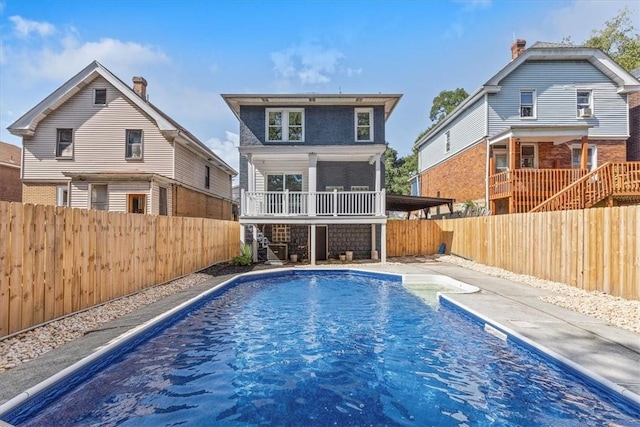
{"left": 386, "top": 194, "right": 454, "bottom": 213}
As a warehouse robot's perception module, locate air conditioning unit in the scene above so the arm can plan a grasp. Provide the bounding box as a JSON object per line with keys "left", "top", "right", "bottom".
{"left": 578, "top": 108, "right": 592, "bottom": 117}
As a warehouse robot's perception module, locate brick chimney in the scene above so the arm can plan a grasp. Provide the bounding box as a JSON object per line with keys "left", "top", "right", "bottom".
{"left": 132, "top": 76, "right": 147, "bottom": 99}
{"left": 511, "top": 39, "right": 526, "bottom": 60}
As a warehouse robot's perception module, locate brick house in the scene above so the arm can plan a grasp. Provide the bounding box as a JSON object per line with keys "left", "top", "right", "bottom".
{"left": 628, "top": 67, "right": 640, "bottom": 161}
{"left": 415, "top": 41, "right": 640, "bottom": 215}
{"left": 0, "top": 141, "right": 22, "bottom": 202}
{"left": 8, "top": 61, "right": 236, "bottom": 219}
{"left": 222, "top": 94, "right": 402, "bottom": 264}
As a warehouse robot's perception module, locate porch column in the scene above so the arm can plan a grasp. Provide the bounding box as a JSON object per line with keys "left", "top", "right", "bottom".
{"left": 371, "top": 224, "right": 377, "bottom": 260}
{"left": 374, "top": 155, "right": 381, "bottom": 192}
{"left": 247, "top": 154, "right": 255, "bottom": 193}
{"left": 381, "top": 223, "right": 387, "bottom": 264}
{"left": 252, "top": 225, "right": 258, "bottom": 263}
{"left": 580, "top": 136, "right": 589, "bottom": 170}
{"left": 509, "top": 136, "right": 517, "bottom": 171}
{"left": 310, "top": 224, "right": 316, "bottom": 266}
{"left": 308, "top": 153, "right": 317, "bottom": 216}
{"left": 488, "top": 156, "right": 495, "bottom": 214}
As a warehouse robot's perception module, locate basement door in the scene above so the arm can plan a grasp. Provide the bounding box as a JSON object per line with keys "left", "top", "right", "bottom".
{"left": 315, "top": 226, "right": 327, "bottom": 261}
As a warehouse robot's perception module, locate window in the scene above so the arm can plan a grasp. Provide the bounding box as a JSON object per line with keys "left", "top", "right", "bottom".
{"left": 445, "top": 131, "right": 451, "bottom": 152}
{"left": 572, "top": 145, "right": 596, "bottom": 170}
{"left": 267, "top": 173, "right": 303, "bottom": 214}
{"left": 56, "top": 186, "right": 69, "bottom": 207}
{"left": 205, "top": 166, "right": 210, "bottom": 189}
{"left": 272, "top": 225, "right": 290, "bottom": 243}
{"left": 520, "top": 90, "right": 535, "bottom": 118}
{"left": 266, "top": 109, "right": 304, "bottom": 142}
{"left": 128, "top": 194, "right": 146, "bottom": 214}
{"left": 159, "top": 187, "right": 168, "bottom": 215}
{"left": 325, "top": 186, "right": 344, "bottom": 191}
{"left": 520, "top": 144, "right": 536, "bottom": 168}
{"left": 94, "top": 89, "right": 107, "bottom": 105}
{"left": 493, "top": 149, "right": 508, "bottom": 173}
{"left": 577, "top": 90, "right": 592, "bottom": 116}
{"left": 355, "top": 108, "right": 373, "bottom": 142}
{"left": 350, "top": 186, "right": 369, "bottom": 191}
{"left": 91, "top": 184, "right": 108, "bottom": 211}
{"left": 126, "top": 130, "right": 143, "bottom": 159}
{"left": 56, "top": 128, "right": 73, "bottom": 158}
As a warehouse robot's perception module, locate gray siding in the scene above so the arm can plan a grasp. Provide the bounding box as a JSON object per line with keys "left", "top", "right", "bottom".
{"left": 317, "top": 161, "right": 376, "bottom": 191}
{"left": 419, "top": 97, "right": 486, "bottom": 171}
{"left": 22, "top": 77, "right": 175, "bottom": 180}
{"left": 238, "top": 105, "right": 386, "bottom": 146}
{"left": 488, "top": 60, "right": 628, "bottom": 137}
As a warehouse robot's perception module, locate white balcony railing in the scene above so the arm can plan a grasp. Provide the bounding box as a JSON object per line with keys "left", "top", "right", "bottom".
{"left": 241, "top": 189, "right": 386, "bottom": 217}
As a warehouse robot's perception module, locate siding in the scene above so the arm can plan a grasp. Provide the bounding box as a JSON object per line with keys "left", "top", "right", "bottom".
{"left": 488, "top": 61, "right": 628, "bottom": 138}
{"left": 239, "top": 105, "right": 386, "bottom": 146}
{"left": 317, "top": 161, "right": 376, "bottom": 191}
{"left": 22, "top": 77, "right": 175, "bottom": 180}
{"left": 70, "top": 181, "right": 151, "bottom": 212}
{"left": 174, "top": 143, "right": 231, "bottom": 199}
{"left": 419, "top": 97, "right": 485, "bottom": 172}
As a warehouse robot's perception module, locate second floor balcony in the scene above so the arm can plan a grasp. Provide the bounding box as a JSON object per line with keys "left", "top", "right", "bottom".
{"left": 240, "top": 189, "right": 386, "bottom": 222}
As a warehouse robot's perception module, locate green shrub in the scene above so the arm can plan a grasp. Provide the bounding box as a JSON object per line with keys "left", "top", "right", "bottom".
{"left": 232, "top": 243, "right": 253, "bottom": 266}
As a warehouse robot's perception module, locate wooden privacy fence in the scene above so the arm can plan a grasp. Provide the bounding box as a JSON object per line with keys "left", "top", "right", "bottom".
{"left": 387, "top": 205, "right": 639, "bottom": 300}
{"left": 0, "top": 202, "right": 241, "bottom": 338}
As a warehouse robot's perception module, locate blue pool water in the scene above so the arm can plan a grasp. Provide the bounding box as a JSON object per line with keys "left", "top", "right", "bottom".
{"left": 2, "top": 270, "right": 639, "bottom": 426}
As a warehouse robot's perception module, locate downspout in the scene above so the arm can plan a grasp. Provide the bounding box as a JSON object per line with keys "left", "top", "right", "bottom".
{"left": 484, "top": 93, "right": 490, "bottom": 211}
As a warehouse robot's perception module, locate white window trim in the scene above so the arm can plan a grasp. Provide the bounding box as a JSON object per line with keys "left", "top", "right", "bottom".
{"left": 125, "top": 129, "right": 143, "bottom": 160}
{"left": 520, "top": 143, "right": 538, "bottom": 169}
{"left": 94, "top": 88, "right": 107, "bottom": 106}
{"left": 571, "top": 143, "right": 597, "bottom": 171}
{"left": 354, "top": 107, "right": 374, "bottom": 142}
{"left": 576, "top": 89, "right": 593, "bottom": 117}
{"left": 519, "top": 89, "right": 537, "bottom": 119}
{"left": 445, "top": 131, "right": 451, "bottom": 153}
{"left": 265, "top": 108, "right": 305, "bottom": 142}
{"left": 493, "top": 148, "right": 508, "bottom": 172}
{"left": 56, "top": 186, "right": 69, "bottom": 207}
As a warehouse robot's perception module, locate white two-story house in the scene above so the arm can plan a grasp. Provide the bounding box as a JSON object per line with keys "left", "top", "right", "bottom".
{"left": 223, "top": 94, "right": 402, "bottom": 264}
{"left": 8, "top": 61, "right": 237, "bottom": 219}
{"left": 415, "top": 40, "right": 640, "bottom": 215}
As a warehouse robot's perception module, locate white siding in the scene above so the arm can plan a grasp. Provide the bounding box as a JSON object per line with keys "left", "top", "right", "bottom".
{"left": 69, "top": 181, "right": 152, "bottom": 213}
{"left": 488, "top": 61, "right": 628, "bottom": 137}
{"left": 419, "top": 97, "right": 485, "bottom": 171}
{"left": 150, "top": 181, "right": 173, "bottom": 216}
{"left": 254, "top": 159, "right": 309, "bottom": 192}
{"left": 174, "top": 143, "right": 232, "bottom": 199}
{"left": 22, "top": 77, "right": 175, "bottom": 180}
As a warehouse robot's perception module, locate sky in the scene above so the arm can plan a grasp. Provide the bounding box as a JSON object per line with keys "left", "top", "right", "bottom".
{"left": 1, "top": 0, "right": 638, "bottom": 174}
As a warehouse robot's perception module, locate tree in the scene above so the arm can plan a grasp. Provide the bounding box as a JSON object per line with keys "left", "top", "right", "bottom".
{"left": 429, "top": 88, "right": 469, "bottom": 123}
{"left": 384, "top": 146, "right": 418, "bottom": 196}
{"left": 566, "top": 7, "right": 640, "bottom": 71}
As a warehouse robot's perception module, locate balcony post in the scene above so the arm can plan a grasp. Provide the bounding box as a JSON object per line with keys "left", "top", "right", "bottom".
{"left": 580, "top": 136, "right": 589, "bottom": 170}
{"left": 333, "top": 189, "right": 338, "bottom": 217}
{"left": 240, "top": 188, "right": 246, "bottom": 216}
{"left": 308, "top": 154, "right": 317, "bottom": 216}
{"left": 509, "top": 136, "right": 517, "bottom": 170}
{"left": 284, "top": 189, "right": 289, "bottom": 215}
{"left": 375, "top": 154, "right": 381, "bottom": 192}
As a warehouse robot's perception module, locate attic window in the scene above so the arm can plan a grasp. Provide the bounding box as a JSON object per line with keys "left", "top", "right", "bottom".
{"left": 94, "top": 89, "right": 107, "bottom": 105}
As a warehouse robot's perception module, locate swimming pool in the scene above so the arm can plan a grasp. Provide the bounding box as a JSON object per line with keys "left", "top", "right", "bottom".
{"left": 1, "top": 269, "right": 639, "bottom": 425}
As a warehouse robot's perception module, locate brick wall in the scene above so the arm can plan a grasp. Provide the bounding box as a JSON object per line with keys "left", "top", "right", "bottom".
{"left": 629, "top": 91, "right": 640, "bottom": 161}
{"left": 22, "top": 183, "right": 56, "bottom": 205}
{"left": 595, "top": 140, "right": 627, "bottom": 163}
{"left": 0, "top": 166, "right": 22, "bottom": 202}
{"left": 419, "top": 141, "right": 486, "bottom": 204}
{"left": 174, "top": 185, "right": 233, "bottom": 220}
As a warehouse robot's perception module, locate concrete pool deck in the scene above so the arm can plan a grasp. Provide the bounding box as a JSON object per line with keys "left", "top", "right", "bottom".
{"left": 1, "top": 259, "right": 639, "bottom": 408}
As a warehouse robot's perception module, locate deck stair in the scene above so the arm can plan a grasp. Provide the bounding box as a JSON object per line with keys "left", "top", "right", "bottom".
{"left": 530, "top": 162, "right": 640, "bottom": 213}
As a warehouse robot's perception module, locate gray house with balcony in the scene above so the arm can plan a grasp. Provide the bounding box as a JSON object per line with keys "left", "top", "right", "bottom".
{"left": 222, "top": 94, "right": 402, "bottom": 264}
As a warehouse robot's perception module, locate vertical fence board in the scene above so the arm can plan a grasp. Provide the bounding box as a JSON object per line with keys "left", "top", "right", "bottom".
{"left": 32, "top": 205, "right": 46, "bottom": 325}
{"left": 9, "top": 203, "right": 24, "bottom": 334}
{"left": 21, "top": 204, "right": 35, "bottom": 330}
{"left": 43, "top": 205, "right": 56, "bottom": 323}
{"left": 0, "top": 203, "right": 11, "bottom": 336}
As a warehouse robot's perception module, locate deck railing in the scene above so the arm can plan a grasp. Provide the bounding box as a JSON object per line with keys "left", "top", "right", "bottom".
{"left": 530, "top": 162, "right": 640, "bottom": 212}
{"left": 489, "top": 168, "right": 586, "bottom": 213}
{"left": 241, "top": 189, "right": 385, "bottom": 217}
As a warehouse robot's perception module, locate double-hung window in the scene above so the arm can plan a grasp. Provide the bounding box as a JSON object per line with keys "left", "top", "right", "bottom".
{"left": 91, "top": 184, "right": 108, "bottom": 211}
{"left": 520, "top": 90, "right": 536, "bottom": 118}
{"left": 572, "top": 145, "right": 595, "bottom": 170}
{"left": 266, "top": 109, "right": 304, "bottom": 142}
{"left": 56, "top": 128, "right": 73, "bottom": 158}
{"left": 577, "top": 90, "right": 592, "bottom": 116}
{"left": 126, "top": 130, "right": 143, "bottom": 159}
{"left": 56, "top": 186, "right": 69, "bottom": 207}
{"left": 205, "top": 166, "right": 210, "bottom": 189}
{"left": 355, "top": 108, "right": 373, "bottom": 142}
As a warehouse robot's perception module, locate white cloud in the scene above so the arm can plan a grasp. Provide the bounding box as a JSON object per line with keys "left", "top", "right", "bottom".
{"left": 206, "top": 131, "right": 239, "bottom": 173}
{"left": 6, "top": 34, "right": 168, "bottom": 82}
{"left": 271, "top": 43, "right": 344, "bottom": 85}
{"left": 9, "top": 15, "right": 56, "bottom": 38}
{"left": 346, "top": 67, "right": 362, "bottom": 77}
